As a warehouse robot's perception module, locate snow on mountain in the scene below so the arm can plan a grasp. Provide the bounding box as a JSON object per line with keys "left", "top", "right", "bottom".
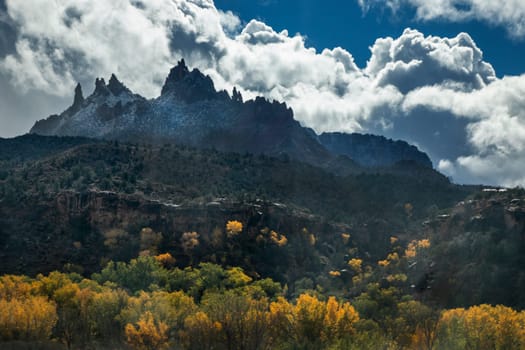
{"left": 31, "top": 59, "right": 432, "bottom": 170}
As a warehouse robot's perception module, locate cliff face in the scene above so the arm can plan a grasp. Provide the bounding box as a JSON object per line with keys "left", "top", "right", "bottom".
{"left": 319, "top": 132, "right": 433, "bottom": 168}
{"left": 0, "top": 189, "right": 347, "bottom": 276}
{"left": 418, "top": 190, "right": 525, "bottom": 307}
{"left": 31, "top": 59, "right": 433, "bottom": 171}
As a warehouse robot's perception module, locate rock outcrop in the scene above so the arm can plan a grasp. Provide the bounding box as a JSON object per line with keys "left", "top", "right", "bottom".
{"left": 72, "top": 83, "right": 84, "bottom": 110}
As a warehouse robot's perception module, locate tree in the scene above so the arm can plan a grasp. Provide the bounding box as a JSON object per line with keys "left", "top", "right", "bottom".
{"left": 225, "top": 267, "right": 253, "bottom": 289}
{"left": 125, "top": 311, "right": 169, "bottom": 350}
{"left": 0, "top": 296, "right": 57, "bottom": 341}
{"left": 155, "top": 252, "right": 176, "bottom": 268}
{"left": 436, "top": 305, "right": 525, "bottom": 350}
{"left": 181, "top": 232, "right": 200, "bottom": 263}
{"left": 348, "top": 258, "right": 363, "bottom": 274}
{"left": 120, "top": 290, "right": 196, "bottom": 344}
{"left": 0, "top": 275, "right": 33, "bottom": 300}
{"left": 88, "top": 288, "right": 129, "bottom": 343}
{"left": 226, "top": 220, "right": 243, "bottom": 238}
{"left": 93, "top": 256, "right": 168, "bottom": 292}
{"left": 394, "top": 300, "right": 439, "bottom": 350}
{"left": 103, "top": 228, "right": 129, "bottom": 249}
{"left": 140, "top": 227, "right": 163, "bottom": 256}
{"left": 322, "top": 296, "right": 359, "bottom": 341}
{"left": 269, "top": 230, "right": 288, "bottom": 247}
{"left": 202, "top": 291, "right": 272, "bottom": 350}
{"left": 286, "top": 294, "right": 359, "bottom": 348}
{"left": 182, "top": 311, "right": 221, "bottom": 350}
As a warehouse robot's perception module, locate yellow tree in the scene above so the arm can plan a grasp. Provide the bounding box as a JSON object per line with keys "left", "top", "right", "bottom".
{"left": 268, "top": 297, "right": 295, "bottom": 343}
{"left": 348, "top": 258, "right": 363, "bottom": 273}
{"left": 437, "top": 304, "right": 525, "bottom": 350}
{"left": 293, "top": 294, "right": 327, "bottom": 345}
{"left": 269, "top": 230, "right": 288, "bottom": 247}
{"left": 125, "top": 311, "right": 169, "bottom": 350}
{"left": 155, "top": 252, "right": 176, "bottom": 268}
{"left": 272, "top": 294, "right": 360, "bottom": 347}
{"left": 322, "top": 296, "right": 359, "bottom": 341}
{"left": 225, "top": 267, "right": 253, "bottom": 289}
{"left": 0, "top": 296, "right": 57, "bottom": 341}
{"left": 53, "top": 283, "right": 85, "bottom": 349}
{"left": 226, "top": 220, "right": 243, "bottom": 238}
{"left": 120, "top": 290, "right": 196, "bottom": 342}
{"left": 321, "top": 297, "right": 359, "bottom": 342}
{"left": 0, "top": 275, "right": 33, "bottom": 300}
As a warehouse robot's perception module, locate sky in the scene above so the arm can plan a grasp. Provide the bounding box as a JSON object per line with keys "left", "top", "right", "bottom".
{"left": 0, "top": 0, "right": 525, "bottom": 187}
{"left": 216, "top": 0, "right": 525, "bottom": 76}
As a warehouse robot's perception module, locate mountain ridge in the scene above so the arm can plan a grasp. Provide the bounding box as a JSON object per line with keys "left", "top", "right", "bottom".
{"left": 319, "top": 132, "right": 433, "bottom": 168}
{"left": 31, "top": 58, "right": 433, "bottom": 171}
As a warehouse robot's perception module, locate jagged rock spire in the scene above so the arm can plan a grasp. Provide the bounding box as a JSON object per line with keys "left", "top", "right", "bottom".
{"left": 172, "top": 58, "right": 190, "bottom": 81}
{"left": 232, "top": 87, "right": 243, "bottom": 103}
{"left": 73, "top": 83, "right": 84, "bottom": 108}
{"left": 160, "top": 58, "right": 220, "bottom": 103}
{"left": 108, "top": 74, "right": 129, "bottom": 95}
{"left": 94, "top": 77, "right": 109, "bottom": 96}
{"left": 161, "top": 59, "right": 190, "bottom": 95}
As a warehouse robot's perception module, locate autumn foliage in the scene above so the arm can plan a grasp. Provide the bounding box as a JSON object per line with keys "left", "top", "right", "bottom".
{"left": 0, "top": 230, "right": 524, "bottom": 349}
{"left": 225, "top": 220, "right": 243, "bottom": 237}
{"left": 125, "top": 311, "right": 169, "bottom": 350}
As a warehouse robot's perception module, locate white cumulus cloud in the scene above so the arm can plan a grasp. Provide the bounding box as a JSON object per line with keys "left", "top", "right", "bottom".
{"left": 404, "top": 75, "right": 525, "bottom": 186}
{"left": 359, "top": 0, "right": 525, "bottom": 39}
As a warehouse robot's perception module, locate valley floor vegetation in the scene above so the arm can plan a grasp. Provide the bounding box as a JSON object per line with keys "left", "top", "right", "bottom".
{"left": 1, "top": 223, "right": 524, "bottom": 350}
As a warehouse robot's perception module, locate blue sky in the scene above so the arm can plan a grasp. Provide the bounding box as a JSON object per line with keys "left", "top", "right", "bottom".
{"left": 215, "top": 0, "right": 524, "bottom": 76}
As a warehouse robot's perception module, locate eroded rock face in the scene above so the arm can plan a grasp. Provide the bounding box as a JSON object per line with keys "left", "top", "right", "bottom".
{"left": 0, "top": 189, "right": 346, "bottom": 276}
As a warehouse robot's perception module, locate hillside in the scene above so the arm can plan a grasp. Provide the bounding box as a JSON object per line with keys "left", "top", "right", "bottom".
{"left": 319, "top": 132, "right": 433, "bottom": 168}
{"left": 0, "top": 136, "right": 469, "bottom": 280}
{"left": 0, "top": 134, "right": 97, "bottom": 166}
{"left": 421, "top": 189, "right": 525, "bottom": 308}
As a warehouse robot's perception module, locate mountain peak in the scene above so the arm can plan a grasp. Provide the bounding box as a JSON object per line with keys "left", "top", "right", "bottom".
{"left": 94, "top": 77, "right": 109, "bottom": 96}
{"left": 108, "top": 74, "right": 130, "bottom": 95}
{"left": 232, "top": 87, "right": 243, "bottom": 103}
{"left": 73, "top": 83, "right": 84, "bottom": 108}
{"left": 161, "top": 59, "right": 219, "bottom": 102}
{"left": 161, "top": 59, "right": 190, "bottom": 95}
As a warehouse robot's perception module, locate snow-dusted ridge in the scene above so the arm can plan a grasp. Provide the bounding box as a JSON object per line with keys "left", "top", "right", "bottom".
{"left": 31, "top": 59, "right": 433, "bottom": 170}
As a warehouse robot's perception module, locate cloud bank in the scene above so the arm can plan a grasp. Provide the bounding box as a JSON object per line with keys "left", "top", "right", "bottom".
{"left": 359, "top": 0, "right": 525, "bottom": 39}
{"left": 1, "top": 0, "right": 525, "bottom": 187}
